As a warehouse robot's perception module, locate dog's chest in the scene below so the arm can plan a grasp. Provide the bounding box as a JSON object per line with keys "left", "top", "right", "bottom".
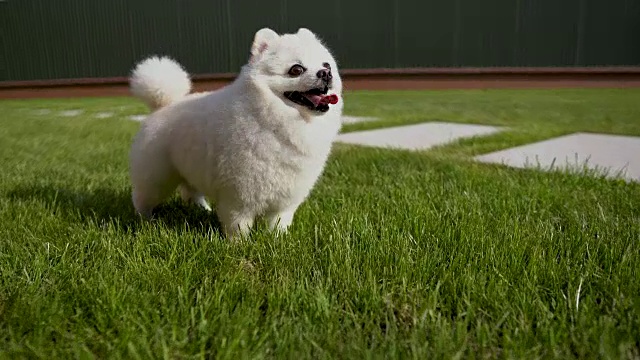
{"left": 237, "top": 123, "right": 333, "bottom": 205}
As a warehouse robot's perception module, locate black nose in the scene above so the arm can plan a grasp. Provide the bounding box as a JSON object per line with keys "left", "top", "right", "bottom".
{"left": 316, "top": 69, "right": 332, "bottom": 82}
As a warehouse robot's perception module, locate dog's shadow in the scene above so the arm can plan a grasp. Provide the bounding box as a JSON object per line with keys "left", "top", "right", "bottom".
{"left": 6, "top": 184, "right": 221, "bottom": 234}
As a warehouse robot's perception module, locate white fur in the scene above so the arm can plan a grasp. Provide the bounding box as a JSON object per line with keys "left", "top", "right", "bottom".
{"left": 129, "top": 56, "right": 192, "bottom": 110}
{"left": 128, "top": 28, "right": 344, "bottom": 239}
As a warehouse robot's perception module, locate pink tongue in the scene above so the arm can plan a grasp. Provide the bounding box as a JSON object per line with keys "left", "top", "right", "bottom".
{"left": 306, "top": 94, "right": 340, "bottom": 106}
{"left": 307, "top": 94, "right": 323, "bottom": 106}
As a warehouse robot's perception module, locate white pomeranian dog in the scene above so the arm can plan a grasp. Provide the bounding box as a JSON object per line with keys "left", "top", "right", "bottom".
{"left": 128, "top": 28, "right": 343, "bottom": 239}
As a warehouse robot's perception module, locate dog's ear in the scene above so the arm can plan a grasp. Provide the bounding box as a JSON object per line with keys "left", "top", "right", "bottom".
{"left": 250, "top": 28, "right": 280, "bottom": 61}
{"left": 297, "top": 28, "right": 317, "bottom": 41}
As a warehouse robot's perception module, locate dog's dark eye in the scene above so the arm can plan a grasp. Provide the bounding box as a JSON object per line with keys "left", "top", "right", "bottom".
{"left": 288, "top": 65, "right": 306, "bottom": 77}
{"left": 323, "top": 62, "right": 331, "bottom": 70}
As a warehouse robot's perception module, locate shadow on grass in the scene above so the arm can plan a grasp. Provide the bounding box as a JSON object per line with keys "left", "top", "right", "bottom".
{"left": 6, "top": 184, "right": 221, "bottom": 235}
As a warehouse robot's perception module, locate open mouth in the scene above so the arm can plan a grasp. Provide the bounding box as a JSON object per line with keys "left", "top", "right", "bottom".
{"left": 283, "top": 87, "right": 338, "bottom": 113}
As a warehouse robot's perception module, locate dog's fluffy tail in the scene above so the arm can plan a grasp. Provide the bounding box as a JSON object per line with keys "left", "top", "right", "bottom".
{"left": 129, "top": 56, "right": 191, "bottom": 111}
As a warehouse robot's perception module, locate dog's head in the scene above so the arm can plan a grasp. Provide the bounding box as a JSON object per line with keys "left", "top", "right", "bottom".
{"left": 248, "top": 28, "right": 342, "bottom": 115}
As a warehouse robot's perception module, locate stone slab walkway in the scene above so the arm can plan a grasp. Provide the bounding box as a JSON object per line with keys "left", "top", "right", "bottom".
{"left": 335, "top": 122, "right": 503, "bottom": 151}
{"left": 342, "top": 116, "right": 378, "bottom": 124}
{"left": 475, "top": 132, "right": 640, "bottom": 182}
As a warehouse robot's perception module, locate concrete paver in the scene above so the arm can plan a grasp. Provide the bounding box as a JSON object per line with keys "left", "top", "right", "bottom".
{"left": 335, "top": 122, "right": 503, "bottom": 150}
{"left": 342, "top": 116, "right": 378, "bottom": 125}
{"left": 128, "top": 115, "right": 146, "bottom": 122}
{"left": 475, "top": 132, "right": 640, "bottom": 182}
{"left": 58, "top": 110, "right": 83, "bottom": 117}
{"left": 95, "top": 112, "right": 113, "bottom": 119}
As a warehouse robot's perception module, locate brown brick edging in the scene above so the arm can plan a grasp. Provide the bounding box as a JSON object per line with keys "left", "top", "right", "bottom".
{"left": 2, "top": 67, "right": 640, "bottom": 99}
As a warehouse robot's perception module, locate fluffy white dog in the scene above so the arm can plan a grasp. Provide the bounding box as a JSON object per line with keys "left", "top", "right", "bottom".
{"left": 128, "top": 28, "right": 343, "bottom": 239}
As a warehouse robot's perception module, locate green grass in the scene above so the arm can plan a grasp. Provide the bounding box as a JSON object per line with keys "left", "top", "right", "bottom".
{"left": 1, "top": 89, "right": 639, "bottom": 359}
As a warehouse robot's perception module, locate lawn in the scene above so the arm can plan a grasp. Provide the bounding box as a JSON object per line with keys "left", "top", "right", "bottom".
{"left": 0, "top": 89, "right": 639, "bottom": 359}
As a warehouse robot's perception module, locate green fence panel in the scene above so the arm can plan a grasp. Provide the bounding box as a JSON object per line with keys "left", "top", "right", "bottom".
{"left": 1, "top": 0, "right": 639, "bottom": 81}
{"left": 581, "top": 0, "right": 640, "bottom": 66}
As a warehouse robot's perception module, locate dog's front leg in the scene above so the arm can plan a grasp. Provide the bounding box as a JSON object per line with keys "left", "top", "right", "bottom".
{"left": 217, "top": 203, "right": 255, "bottom": 241}
{"left": 266, "top": 209, "right": 296, "bottom": 234}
